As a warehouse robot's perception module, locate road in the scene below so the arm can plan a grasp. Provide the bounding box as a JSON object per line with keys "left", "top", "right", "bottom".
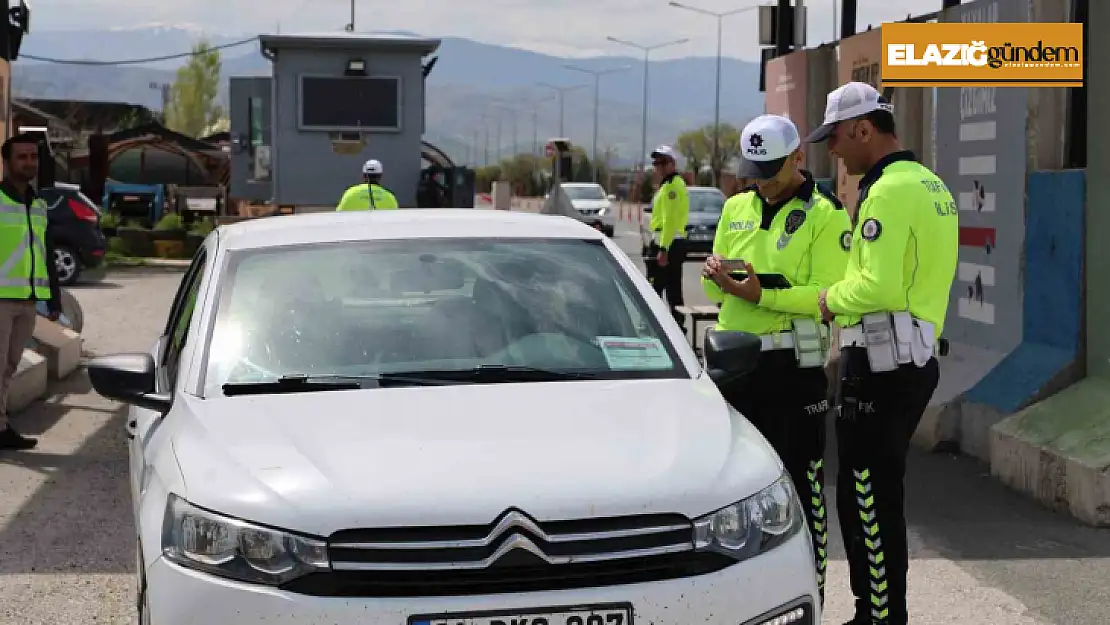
{"left": 0, "top": 257, "right": 1108, "bottom": 624}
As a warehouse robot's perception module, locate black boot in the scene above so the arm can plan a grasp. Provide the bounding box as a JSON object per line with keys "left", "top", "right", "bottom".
{"left": 0, "top": 426, "right": 37, "bottom": 450}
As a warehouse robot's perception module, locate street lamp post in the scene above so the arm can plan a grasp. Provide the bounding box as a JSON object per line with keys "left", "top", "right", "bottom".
{"left": 563, "top": 64, "right": 630, "bottom": 182}
{"left": 669, "top": 1, "right": 760, "bottom": 184}
{"left": 605, "top": 36, "right": 688, "bottom": 186}
{"left": 536, "top": 82, "right": 590, "bottom": 137}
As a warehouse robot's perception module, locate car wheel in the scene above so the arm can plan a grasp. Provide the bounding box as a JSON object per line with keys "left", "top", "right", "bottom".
{"left": 54, "top": 245, "right": 81, "bottom": 286}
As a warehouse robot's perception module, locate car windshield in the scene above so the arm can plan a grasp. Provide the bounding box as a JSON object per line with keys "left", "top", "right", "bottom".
{"left": 563, "top": 185, "right": 606, "bottom": 201}
{"left": 203, "top": 238, "right": 685, "bottom": 395}
{"left": 689, "top": 190, "right": 726, "bottom": 212}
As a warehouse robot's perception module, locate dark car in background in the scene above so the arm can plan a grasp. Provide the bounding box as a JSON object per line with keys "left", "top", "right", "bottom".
{"left": 39, "top": 182, "right": 107, "bottom": 285}
{"left": 640, "top": 186, "right": 728, "bottom": 257}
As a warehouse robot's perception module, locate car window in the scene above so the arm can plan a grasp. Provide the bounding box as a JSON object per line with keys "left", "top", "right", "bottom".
{"left": 163, "top": 250, "right": 207, "bottom": 385}
{"left": 688, "top": 190, "right": 725, "bottom": 212}
{"left": 562, "top": 185, "right": 606, "bottom": 201}
{"left": 39, "top": 189, "right": 60, "bottom": 207}
{"left": 203, "top": 238, "right": 685, "bottom": 395}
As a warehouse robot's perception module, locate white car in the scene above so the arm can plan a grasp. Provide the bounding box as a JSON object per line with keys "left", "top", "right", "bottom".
{"left": 559, "top": 182, "right": 616, "bottom": 236}
{"left": 88, "top": 209, "right": 819, "bottom": 625}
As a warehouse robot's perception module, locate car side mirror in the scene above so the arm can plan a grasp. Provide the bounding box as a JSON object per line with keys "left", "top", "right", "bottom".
{"left": 607, "top": 194, "right": 616, "bottom": 201}
{"left": 703, "top": 330, "right": 761, "bottom": 384}
{"left": 87, "top": 353, "right": 172, "bottom": 413}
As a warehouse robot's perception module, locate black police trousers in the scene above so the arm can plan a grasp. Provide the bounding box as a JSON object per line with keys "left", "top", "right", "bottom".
{"left": 644, "top": 238, "right": 687, "bottom": 326}
{"left": 834, "top": 347, "right": 940, "bottom": 625}
{"left": 718, "top": 349, "right": 829, "bottom": 599}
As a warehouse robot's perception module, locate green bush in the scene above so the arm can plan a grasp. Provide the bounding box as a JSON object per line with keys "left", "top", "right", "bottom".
{"left": 107, "top": 236, "right": 131, "bottom": 255}
{"left": 154, "top": 213, "right": 184, "bottom": 231}
{"left": 189, "top": 217, "right": 215, "bottom": 236}
{"left": 99, "top": 212, "right": 120, "bottom": 228}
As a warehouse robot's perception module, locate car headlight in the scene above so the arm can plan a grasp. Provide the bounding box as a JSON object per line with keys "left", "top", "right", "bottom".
{"left": 693, "top": 474, "right": 803, "bottom": 560}
{"left": 162, "top": 494, "right": 329, "bottom": 585}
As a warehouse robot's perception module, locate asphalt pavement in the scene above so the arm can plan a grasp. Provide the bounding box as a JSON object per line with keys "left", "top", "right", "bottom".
{"left": 0, "top": 253, "right": 1108, "bottom": 624}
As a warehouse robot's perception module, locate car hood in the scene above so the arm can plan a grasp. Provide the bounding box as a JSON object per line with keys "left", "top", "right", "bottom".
{"left": 170, "top": 379, "right": 782, "bottom": 536}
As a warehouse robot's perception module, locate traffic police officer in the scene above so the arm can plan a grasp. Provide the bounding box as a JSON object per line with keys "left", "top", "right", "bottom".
{"left": 702, "top": 115, "right": 851, "bottom": 601}
{"left": 806, "top": 82, "right": 958, "bottom": 625}
{"left": 645, "top": 145, "right": 689, "bottom": 327}
{"left": 337, "top": 159, "right": 399, "bottom": 210}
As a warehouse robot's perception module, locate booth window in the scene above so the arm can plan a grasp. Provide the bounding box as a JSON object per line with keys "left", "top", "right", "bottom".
{"left": 298, "top": 76, "right": 401, "bottom": 131}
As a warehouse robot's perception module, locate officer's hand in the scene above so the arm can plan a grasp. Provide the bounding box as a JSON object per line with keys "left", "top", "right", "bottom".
{"left": 656, "top": 250, "right": 668, "bottom": 267}
{"left": 727, "top": 262, "right": 761, "bottom": 303}
{"left": 703, "top": 254, "right": 722, "bottom": 278}
{"left": 818, "top": 288, "right": 834, "bottom": 322}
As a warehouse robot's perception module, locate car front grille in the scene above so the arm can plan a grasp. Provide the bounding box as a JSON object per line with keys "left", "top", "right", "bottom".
{"left": 279, "top": 509, "right": 735, "bottom": 597}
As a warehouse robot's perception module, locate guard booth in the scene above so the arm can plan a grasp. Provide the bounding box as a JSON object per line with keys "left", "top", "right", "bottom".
{"left": 228, "top": 33, "right": 441, "bottom": 209}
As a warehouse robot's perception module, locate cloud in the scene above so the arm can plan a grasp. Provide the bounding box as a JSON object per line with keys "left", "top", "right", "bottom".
{"left": 44, "top": 0, "right": 941, "bottom": 60}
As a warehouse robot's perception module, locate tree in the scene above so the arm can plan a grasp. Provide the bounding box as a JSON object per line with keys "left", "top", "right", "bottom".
{"left": 675, "top": 122, "right": 744, "bottom": 180}
{"left": 164, "top": 40, "right": 223, "bottom": 137}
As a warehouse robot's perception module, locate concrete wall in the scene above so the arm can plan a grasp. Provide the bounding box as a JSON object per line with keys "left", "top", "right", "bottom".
{"left": 270, "top": 48, "right": 426, "bottom": 207}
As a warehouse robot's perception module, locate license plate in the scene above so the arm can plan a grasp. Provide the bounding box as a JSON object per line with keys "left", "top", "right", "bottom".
{"left": 411, "top": 604, "right": 632, "bottom": 625}
{"left": 689, "top": 233, "right": 713, "bottom": 240}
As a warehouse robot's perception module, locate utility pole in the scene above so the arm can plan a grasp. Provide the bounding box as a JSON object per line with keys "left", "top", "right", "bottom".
{"left": 563, "top": 64, "right": 630, "bottom": 182}
{"left": 536, "top": 82, "right": 590, "bottom": 137}
{"left": 606, "top": 36, "right": 688, "bottom": 185}
{"left": 669, "top": 1, "right": 760, "bottom": 185}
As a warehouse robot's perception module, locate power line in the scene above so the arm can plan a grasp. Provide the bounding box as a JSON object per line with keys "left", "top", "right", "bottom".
{"left": 18, "top": 36, "right": 260, "bottom": 66}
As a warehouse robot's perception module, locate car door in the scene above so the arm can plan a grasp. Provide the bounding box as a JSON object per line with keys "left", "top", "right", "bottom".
{"left": 127, "top": 248, "right": 208, "bottom": 520}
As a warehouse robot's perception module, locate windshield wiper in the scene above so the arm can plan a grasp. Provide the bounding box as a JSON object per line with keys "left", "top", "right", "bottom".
{"left": 378, "top": 364, "right": 598, "bottom": 385}
{"left": 222, "top": 374, "right": 368, "bottom": 396}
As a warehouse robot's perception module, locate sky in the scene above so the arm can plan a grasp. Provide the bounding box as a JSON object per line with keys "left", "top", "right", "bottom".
{"left": 41, "top": 0, "right": 945, "bottom": 61}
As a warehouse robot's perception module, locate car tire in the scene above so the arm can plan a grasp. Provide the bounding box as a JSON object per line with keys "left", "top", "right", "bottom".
{"left": 54, "top": 245, "right": 81, "bottom": 286}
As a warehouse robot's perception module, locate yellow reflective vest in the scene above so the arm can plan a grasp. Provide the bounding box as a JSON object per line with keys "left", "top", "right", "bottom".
{"left": 0, "top": 189, "right": 50, "bottom": 300}
{"left": 702, "top": 175, "right": 852, "bottom": 335}
{"left": 337, "top": 183, "right": 399, "bottom": 211}
{"left": 648, "top": 173, "right": 688, "bottom": 250}
{"left": 824, "top": 152, "right": 959, "bottom": 335}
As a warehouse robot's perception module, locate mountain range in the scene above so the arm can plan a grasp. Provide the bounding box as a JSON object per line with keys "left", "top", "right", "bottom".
{"left": 11, "top": 26, "right": 766, "bottom": 167}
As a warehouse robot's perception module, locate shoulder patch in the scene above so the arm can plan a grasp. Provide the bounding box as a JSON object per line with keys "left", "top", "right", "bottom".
{"left": 814, "top": 183, "right": 845, "bottom": 209}
{"left": 668, "top": 190, "right": 676, "bottom": 200}
{"left": 840, "top": 230, "right": 852, "bottom": 251}
{"left": 861, "top": 218, "right": 882, "bottom": 241}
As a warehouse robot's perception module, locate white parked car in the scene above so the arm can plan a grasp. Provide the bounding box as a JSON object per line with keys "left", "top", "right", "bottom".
{"left": 88, "top": 209, "right": 819, "bottom": 625}
{"left": 558, "top": 182, "right": 616, "bottom": 236}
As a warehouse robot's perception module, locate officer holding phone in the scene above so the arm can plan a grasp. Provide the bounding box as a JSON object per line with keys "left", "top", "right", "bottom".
{"left": 807, "top": 82, "right": 958, "bottom": 625}
{"left": 702, "top": 114, "right": 852, "bottom": 601}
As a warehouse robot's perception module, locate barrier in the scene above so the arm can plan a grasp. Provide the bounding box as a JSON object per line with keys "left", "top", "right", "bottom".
{"left": 9, "top": 349, "right": 47, "bottom": 413}
{"left": 32, "top": 317, "right": 83, "bottom": 380}
{"left": 919, "top": 171, "right": 1085, "bottom": 459}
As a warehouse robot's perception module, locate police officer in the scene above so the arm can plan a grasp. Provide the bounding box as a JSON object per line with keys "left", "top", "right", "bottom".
{"left": 0, "top": 134, "right": 62, "bottom": 451}
{"left": 702, "top": 115, "right": 851, "bottom": 601}
{"left": 806, "top": 82, "right": 958, "bottom": 625}
{"left": 337, "top": 159, "right": 399, "bottom": 210}
{"left": 644, "top": 145, "right": 688, "bottom": 327}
